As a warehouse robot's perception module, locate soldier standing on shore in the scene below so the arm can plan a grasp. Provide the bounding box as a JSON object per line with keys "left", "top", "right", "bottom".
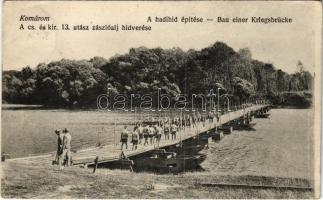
{"left": 54, "top": 130, "right": 64, "bottom": 165}
{"left": 61, "top": 128, "right": 72, "bottom": 168}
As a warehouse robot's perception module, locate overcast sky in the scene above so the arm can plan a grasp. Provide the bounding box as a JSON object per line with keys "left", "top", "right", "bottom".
{"left": 3, "top": 1, "right": 321, "bottom": 74}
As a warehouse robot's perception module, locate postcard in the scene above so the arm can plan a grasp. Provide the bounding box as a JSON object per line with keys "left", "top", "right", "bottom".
{"left": 1, "top": 1, "right": 322, "bottom": 198}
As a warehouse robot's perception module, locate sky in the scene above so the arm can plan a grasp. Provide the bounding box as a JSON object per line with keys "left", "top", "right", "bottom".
{"left": 3, "top": 1, "right": 322, "bottom": 74}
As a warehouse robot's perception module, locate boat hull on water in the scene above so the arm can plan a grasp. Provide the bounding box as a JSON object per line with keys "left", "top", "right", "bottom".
{"left": 255, "top": 113, "right": 270, "bottom": 118}
{"left": 220, "top": 120, "right": 257, "bottom": 132}
{"left": 162, "top": 133, "right": 209, "bottom": 156}
{"left": 164, "top": 144, "right": 206, "bottom": 156}
{"left": 132, "top": 152, "right": 207, "bottom": 173}
{"left": 232, "top": 122, "right": 256, "bottom": 130}
{"left": 88, "top": 158, "right": 134, "bottom": 170}
{"left": 88, "top": 149, "right": 207, "bottom": 174}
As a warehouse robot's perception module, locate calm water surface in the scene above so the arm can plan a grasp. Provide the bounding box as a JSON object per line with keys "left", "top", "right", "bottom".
{"left": 2, "top": 107, "right": 186, "bottom": 158}
{"left": 202, "top": 108, "right": 314, "bottom": 179}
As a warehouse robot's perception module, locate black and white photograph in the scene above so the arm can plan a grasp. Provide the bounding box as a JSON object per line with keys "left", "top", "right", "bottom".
{"left": 1, "top": 1, "right": 322, "bottom": 198}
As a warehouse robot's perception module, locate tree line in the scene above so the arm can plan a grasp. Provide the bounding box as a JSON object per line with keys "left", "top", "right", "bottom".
{"left": 2, "top": 41, "right": 313, "bottom": 108}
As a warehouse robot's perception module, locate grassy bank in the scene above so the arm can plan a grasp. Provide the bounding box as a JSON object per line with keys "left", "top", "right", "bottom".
{"left": 1, "top": 160, "right": 313, "bottom": 199}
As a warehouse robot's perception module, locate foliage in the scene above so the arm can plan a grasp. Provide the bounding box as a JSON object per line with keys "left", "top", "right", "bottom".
{"left": 2, "top": 41, "right": 313, "bottom": 107}
{"left": 232, "top": 77, "right": 256, "bottom": 102}
{"left": 271, "top": 91, "right": 312, "bottom": 108}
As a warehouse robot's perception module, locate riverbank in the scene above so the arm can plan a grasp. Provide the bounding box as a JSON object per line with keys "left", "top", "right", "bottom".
{"left": 271, "top": 91, "right": 312, "bottom": 108}
{"left": 1, "top": 160, "right": 313, "bottom": 198}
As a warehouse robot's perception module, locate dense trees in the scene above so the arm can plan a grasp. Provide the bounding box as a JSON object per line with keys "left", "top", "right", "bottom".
{"left": 271, "top": 91, "right": 312, "bottom": 108}
{"left": 2, "top": 41, "right": 313, "bottom": 107}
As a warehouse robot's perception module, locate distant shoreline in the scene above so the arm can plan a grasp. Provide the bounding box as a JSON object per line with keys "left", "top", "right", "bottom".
{"left": 270, "top": 104, "right": 312, "bottom": 109}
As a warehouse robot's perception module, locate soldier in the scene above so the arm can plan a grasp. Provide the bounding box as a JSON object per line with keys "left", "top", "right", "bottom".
{"left": 143, "top": 124, "right": 149, "bottom": 146}
{"left": 120, "top": 126, "right": 129, "bottom": 150}
{"left": 155, "top": 124, "right": 162, "bottom": 144}
{"left": 138, "top": 123, "right": 144, "bottom": 144}
{"left": 182, "top": 116, "right": 186, "bottom": 127}
{"left": 131, "top": 127, "right": 139, "bottom": 150}
{"left": 164, "top": 122, "right": 170, "bottom": 140}
{"left": 61, "top": 128, "right": 72, "bottom": 168}
{"left": 196, "top": 111, "right": 202, "bottom": 122}
{"left": 54, "top": 130, "right": 64, "bottom": 165}
{"left": 149, "top": 125, "right": 155, "bottom": 144}
{"left": 192, "top": 112, "right": 197, "bottom": 127}
{"left": 188, "top": 115, "right": 192, "bottom": 127}
{"left": 171, "top": 123, "right": 177, "bottom": 140}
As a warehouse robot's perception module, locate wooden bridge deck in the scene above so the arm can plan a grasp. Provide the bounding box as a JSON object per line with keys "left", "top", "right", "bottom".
{"left": 71, "top": 104, "right": 269, "bottom": 165}
{"left": 7, "top": 104, "right": 269, "bottom": 166}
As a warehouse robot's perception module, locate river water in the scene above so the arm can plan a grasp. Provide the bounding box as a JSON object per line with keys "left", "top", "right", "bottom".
{"left": 2, "top": 107, "right": 160, "bottom": 158}
{"left": 2, "top": 107, "right": 314, "bottom": 179}
{"left": 202, "top": 108, "right": 314, "bottom": 180}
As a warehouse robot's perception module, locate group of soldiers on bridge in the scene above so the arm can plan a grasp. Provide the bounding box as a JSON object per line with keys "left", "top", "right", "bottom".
{"left": 118, "top": 101, "right": 268, "bottom": 151}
